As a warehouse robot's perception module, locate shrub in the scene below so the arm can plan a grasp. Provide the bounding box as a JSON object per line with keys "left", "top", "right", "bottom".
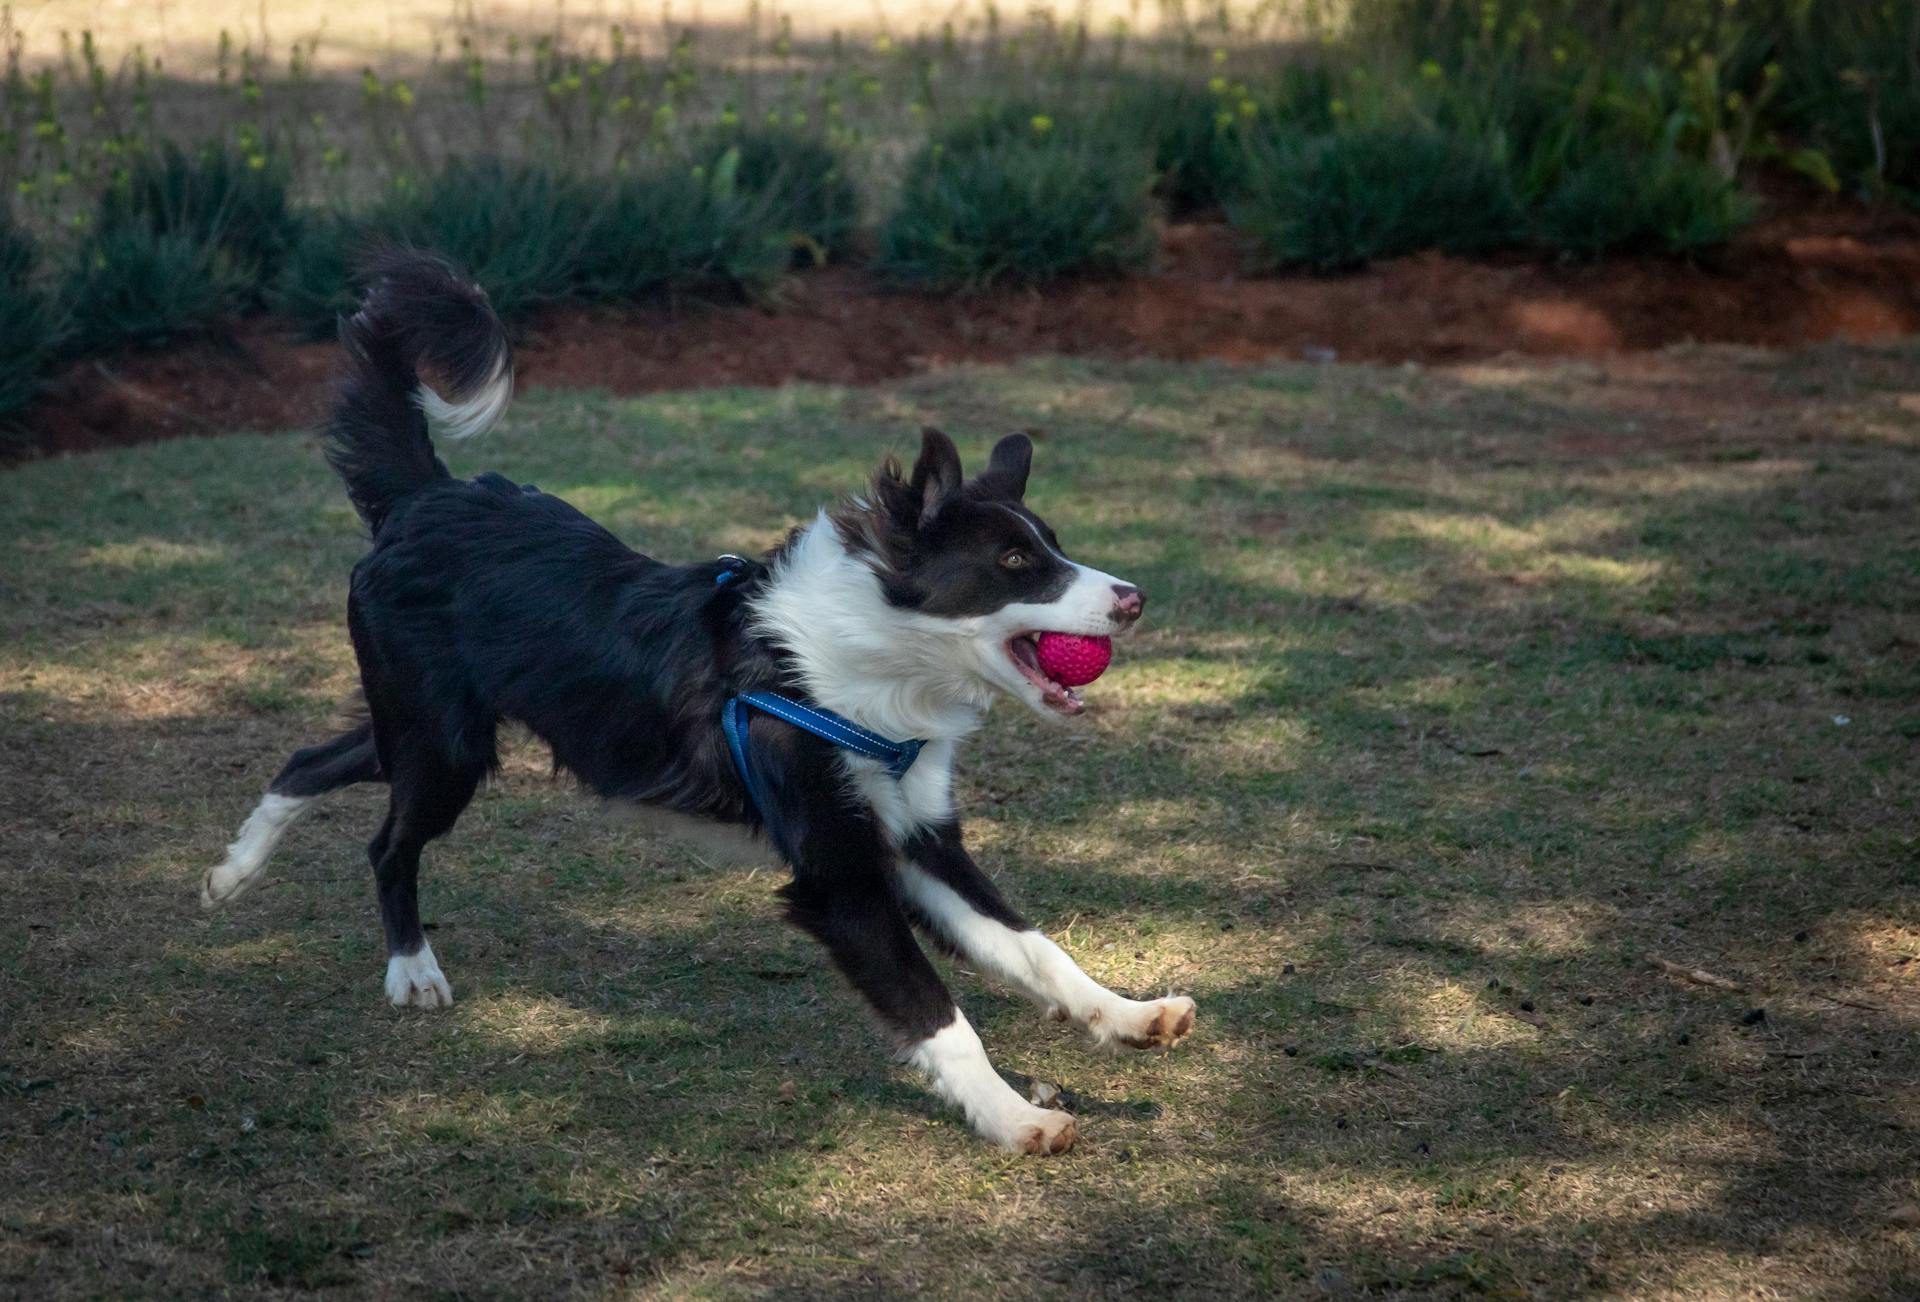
{"left": 95, "top": 141, "right": 301, "bottom": 303}
{"left": 0, "top": 214, "right": 54, "bottom": 424}
{"left": 62, "top": 225, "right": 246, "bottom": 353}
{"left": 878, "top": 135, "right": 1156, "bottom": 289}
{"left": 271, "top": 213, "right": 362, "bottom": 339}
{"left": 1533, "top": 151, "right": 1754, "bottom": 257}
{"left": 1766, "top": 0, "right": 1920, "bottom": 203}
{"left": 928, "top": 98, "right": 1078, "bottom": 153}
{"left": 362, "top": 160, "right": 603, "bottom": 320}
{"left": 574, "top": 148, "right": 792, "bottom": 304}
{"left": 1230, "top": 127, "right": 1522, "bottom": 272}
{"left": 697, "top": 125, "right": 860, "bottom": 262}
{"left": 1107, "top": 76, "right": 1249, "bottom": 214}
{"left": 297, "top": 154, "right": 789, "bottom": 324}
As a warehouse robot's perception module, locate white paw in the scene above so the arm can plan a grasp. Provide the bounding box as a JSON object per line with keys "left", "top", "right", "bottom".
{"left": 200, "top": 856, "right": 258, "bottom": 910}
{"left": 1089, "top": 995, "right": 1196, "bottom": 1052}
{"left": 384, "top": 944, "right": 453, "bottom": 1009}
{"left": 981, "top": 1100, "right": 1079, "bottom": 1155}
{"left": 200, "top": 793, "right": 311, "bottom": 910}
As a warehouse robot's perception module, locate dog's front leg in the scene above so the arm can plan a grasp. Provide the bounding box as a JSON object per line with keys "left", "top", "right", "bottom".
{"left": 758, "top": 743, "right": 1076, "bottom": 1153}
{"left": 896, "top": 823, "right": 1196, "bottom": 1052}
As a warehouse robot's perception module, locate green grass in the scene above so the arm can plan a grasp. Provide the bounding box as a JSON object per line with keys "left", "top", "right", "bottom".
{"left": 3, "top": 346, "right": 1920, "bottom": 1296}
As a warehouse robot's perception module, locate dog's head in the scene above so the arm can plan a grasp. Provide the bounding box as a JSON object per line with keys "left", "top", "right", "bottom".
{"left": 833, "top": 428, "right": 1144, "bottom": 718}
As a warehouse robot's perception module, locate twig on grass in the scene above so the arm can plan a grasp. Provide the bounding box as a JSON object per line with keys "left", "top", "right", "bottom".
{"left": 1649, "top": 957, "right": 1746, "bottom": 992}
{"left": 288, "top": 983, "right": 352, "bottom": 1011}
{"left": 1812, "top": 991, "right": 1887, "bottom": 1013}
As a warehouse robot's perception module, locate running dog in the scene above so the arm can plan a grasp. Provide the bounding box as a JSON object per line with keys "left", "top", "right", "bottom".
{"left": 201, "top": 251, "right": 1194, "bottom": 1153}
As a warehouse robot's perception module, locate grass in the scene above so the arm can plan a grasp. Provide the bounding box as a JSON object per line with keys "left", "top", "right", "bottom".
{"left": 3, "top": 345, "right": 1920, "bottom": 1296}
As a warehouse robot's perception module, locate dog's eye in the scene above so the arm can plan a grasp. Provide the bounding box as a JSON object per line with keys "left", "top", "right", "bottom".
{"left": 1000, "top": 549, "right": 1029, "bottom": 570}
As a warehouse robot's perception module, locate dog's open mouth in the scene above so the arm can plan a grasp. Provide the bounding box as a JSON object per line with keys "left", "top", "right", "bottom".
{"left": 1005, "top": 634, "right": 1085, "bottom": 716}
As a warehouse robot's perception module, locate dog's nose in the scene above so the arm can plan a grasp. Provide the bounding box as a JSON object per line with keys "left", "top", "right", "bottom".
{"left": 1111, "top": 583, "right": 1145, "bottom": 624}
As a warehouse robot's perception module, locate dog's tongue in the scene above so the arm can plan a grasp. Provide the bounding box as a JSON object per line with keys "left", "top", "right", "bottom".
{"left": 1034, "top": 633, "right": 1113, "bottom": 688}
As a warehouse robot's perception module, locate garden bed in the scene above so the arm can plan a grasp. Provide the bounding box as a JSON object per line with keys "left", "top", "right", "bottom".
{"left": 18, "top": 196, "right": 1920, "bottom": 461}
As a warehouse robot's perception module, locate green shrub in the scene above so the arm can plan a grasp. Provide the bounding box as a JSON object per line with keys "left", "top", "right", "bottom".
{"left": 271, "top": 213, "right": 362, "bottom": 339}
{"left": 574, "top": 148, "right": 792, "bottom": 304}
{"left": 1107, "top": 76, "right": 1250, "bottom": 214}
{"left": 363, "top": 160, "right": 603, "bottom": 320}
{"left": 0, "top": 214, "right": 54, "bottom": 424}
{"left": 1533, "top": 151, "right": 1753, "bottom": 257}
{"left": 928, "top": 98, "right": 1078, "bottom": 153}
{"left": 1766, "top": 0, "right": 1920, "bottom": 203}
{"left": 878, "top": 135, "right": 1156, "bottom": 289}
{"left": 1230, "top": 127, "right": 1522, "bottom": 272}
{"left": 698, "top": 125, "right": 860, "bottom": 261}
{"left": 62, "top": 225, "right": 246, "bottom": 353}
{"left": 309, "top": 155, "right": 788, "bottom": 323}
{"left": 95, "top": 141, "right": 301, "bottom": 303}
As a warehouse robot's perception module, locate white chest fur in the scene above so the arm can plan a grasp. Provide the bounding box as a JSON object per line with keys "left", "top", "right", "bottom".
{"left": 846, "top": 738, "right": 957, "bottom": 843}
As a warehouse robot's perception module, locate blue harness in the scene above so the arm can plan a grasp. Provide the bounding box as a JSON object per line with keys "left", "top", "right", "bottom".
{"left": 712, "top": 557, "right": 927, "bottom": 821}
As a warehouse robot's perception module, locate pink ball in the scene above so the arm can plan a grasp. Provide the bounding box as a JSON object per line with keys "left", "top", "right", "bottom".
{"left": 1035, "top": 632, "right": 1113, "bottom": 687}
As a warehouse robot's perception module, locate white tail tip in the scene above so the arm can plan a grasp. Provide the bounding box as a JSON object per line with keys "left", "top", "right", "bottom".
{"left": 416, "top": 353, "right": 513, "bottom": 442}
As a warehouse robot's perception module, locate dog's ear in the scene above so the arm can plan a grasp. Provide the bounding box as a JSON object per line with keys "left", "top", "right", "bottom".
{"left": 909, "top": 427, "right": 964, "bottom": 527}
{"left": 979, "top": 433, "right": 1033, "bottom": 500}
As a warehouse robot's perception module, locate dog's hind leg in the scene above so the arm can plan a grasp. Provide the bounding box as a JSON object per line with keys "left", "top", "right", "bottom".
{"left": 897, "top": 825, "right": 1196, "bottom": 1053}
{"left": 201, "top": 722, "right": 383, "bottom": 910}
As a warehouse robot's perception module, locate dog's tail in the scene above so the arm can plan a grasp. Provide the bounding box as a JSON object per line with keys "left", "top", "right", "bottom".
{"left": 326, "top": 249, "right": 513, "bottom": 532}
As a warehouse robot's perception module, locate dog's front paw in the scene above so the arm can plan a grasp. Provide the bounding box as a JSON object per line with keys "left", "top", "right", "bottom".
{"left": 1096, "top": 995, "right": 1196, "bottom": 1051}
{"left": 988, "top": 1103, "right": 1078, "bottom": 1155}
{"left": 384, "top": 945, "right": 454, "bottom": 1009}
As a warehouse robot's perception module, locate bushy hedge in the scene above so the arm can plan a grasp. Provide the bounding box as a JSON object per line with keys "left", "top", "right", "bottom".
{"left": 698, "top": 125, "right": 861, "bottom": 262}
{"left": 95, "top": 142, "right": 302, "bottom": 304}
{"left": 277, "top": 148, "right": 816, "bottom": 336}
{"left": 62, "top": 226, "right": 246, "bottom": 354}
{"left": 1534, "top": 151, "right": 1754, "bottom": 258}
{"left": 878, "top": 129, "right": 1156, "bottom": 288}
{"left": 0, "top": 216, "right": 54, "bottom": 425}
{"left": 1231, "top": 127, "right": 1522, "bottom": 271}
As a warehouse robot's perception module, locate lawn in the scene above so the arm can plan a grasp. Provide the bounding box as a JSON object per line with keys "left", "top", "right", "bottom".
{"left": 2, "top": 346, "right": 1918, "bottom": 1298}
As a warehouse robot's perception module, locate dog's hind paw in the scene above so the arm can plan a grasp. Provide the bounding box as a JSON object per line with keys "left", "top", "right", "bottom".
{"left": 384, "top": 945, "right": 454, "bottom": 1009}
{"left": 200, "top": 855, "right": 261, "bottom": 910}
{"left": 200, "top": 793, "right": 312, "bottom": 910}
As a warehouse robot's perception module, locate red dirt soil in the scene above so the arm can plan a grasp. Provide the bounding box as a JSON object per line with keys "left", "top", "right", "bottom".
{"left": 17, "top": 196, "right": 1920, "bottom": 460}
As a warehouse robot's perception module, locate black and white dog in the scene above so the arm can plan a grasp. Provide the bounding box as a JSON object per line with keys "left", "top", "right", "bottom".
{"left": 201, "top": 251, "right": 1194, "bottom": 1154}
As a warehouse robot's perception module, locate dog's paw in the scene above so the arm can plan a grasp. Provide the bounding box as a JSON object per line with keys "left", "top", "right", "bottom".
{"left": 200, "top": 793, "right": 311, "bottom": 911}
{"left": 384, "top": 945, "right": 454, "bottom": 1009}
{"left": 1002, "top": 1105, "right": 1078, "bottom": 1156}
{"left": 199, "top": 859, "right": 251, "bottom": 911}
{"left": 1109, "top": 995, "right": 1197, "bottom": 1051}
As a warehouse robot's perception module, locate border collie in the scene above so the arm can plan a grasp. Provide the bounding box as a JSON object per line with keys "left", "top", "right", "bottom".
{"left": 201, "top": 251, "right": 1195, "bottom": 1154}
